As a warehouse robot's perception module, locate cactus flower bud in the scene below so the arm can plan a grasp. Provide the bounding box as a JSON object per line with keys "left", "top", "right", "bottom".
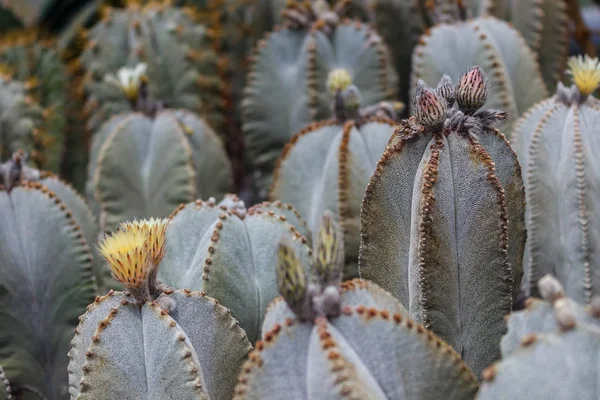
{"left": 277, "top": 239, "right": 307, "bottom": 307}
{"left": 567, "top": 55, "right": 600, "bottom": 97}
{"left": 327, "top": 69, "right": 352, "bottom": 93}
{"left": 314, "top": 211, "right": 344, "bottom": 287}
{"left": 436, "top": 75, "right": 455, "bottom": 107}
{"left": 414, "top": 81, "right": 447, "bottom": 127}
{"left": 456, "top": 66, "right": 487, "bottom": 114}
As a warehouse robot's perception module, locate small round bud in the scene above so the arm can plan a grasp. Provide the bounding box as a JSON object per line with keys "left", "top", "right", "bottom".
{"left": 456, "top": 66, "right": 487, "bottom": 114}
{"left": 327, "top": 69, "right": 352, "bottom": 93}
{"left": 414, "top": 82, "right": 447, "bottom": 127}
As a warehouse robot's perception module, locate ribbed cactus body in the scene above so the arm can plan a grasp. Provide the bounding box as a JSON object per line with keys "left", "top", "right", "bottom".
{"left": 271, "top": 117, "right": 396, "bottom": 278}
{"left": 157, "top": 196, "right": 312, "bottom": 342}
{"left": 0, "top": 175, "right": 96, "bottom": 399}
{"left": 86, "top": 109, "right": 232, "bottom": 232}
{"left": 79, "top": 3, "right": 223, "bottom": 132}
{"left": 68, "top": 289, "right": 252, "bottom": 400}
{"left": 359, "top": 75, "right": 526, "bottom": 376}
{"left": 411, "top": 16, "right": 548, "bottom": 133}
{"left": 513, "top": 82, "right": 600, "bottom": 304}
{"left": 235, "top": 278, "right": 478, "bottom": 400}
{"left": 243, "top": 11, "right": 397, "bottom": 195}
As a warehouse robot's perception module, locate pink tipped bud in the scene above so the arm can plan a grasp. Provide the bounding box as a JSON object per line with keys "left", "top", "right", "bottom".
{"left": 436, "top": 75, "right": 455, "bottom": 106}
{"left": 414, "top": 82, "right": 447, "bottom": 127}
{"left": 456, "top": 66, "right": 487, "bottom": 114}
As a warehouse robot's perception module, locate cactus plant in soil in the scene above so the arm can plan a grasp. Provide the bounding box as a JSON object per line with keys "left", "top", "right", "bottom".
{"left": 155, "top": 194, "right": 312, "bottom": 343}
{"left": 359, "top": 67, "right": 526, "bottom": 377}
{"left": 85, "top": 62, "right": 232, "bottom": 232}
{"left": 233, "top": 212, "right": 479, "bottom": 399}
{"left": 0, "top": 151, "right": 96, "bottom": 400}
{"left": 512, "top": 55, "right": 600, "bottom": 304}
{"left": 270, "top": 69, "right": 401, "bottom": 278}
{"left": 68, "top": 218, "right": 252, "bottom": 399}
{"left": 477, "top": 274, "right": 600, "bottom": 399}
{"left": 242, "top": 0, "right": 398, "bottom": 196}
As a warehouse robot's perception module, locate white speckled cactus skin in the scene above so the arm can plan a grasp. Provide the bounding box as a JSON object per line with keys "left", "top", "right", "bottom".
{"left": 0, "top": 366, "right": 12, "bottom": 400}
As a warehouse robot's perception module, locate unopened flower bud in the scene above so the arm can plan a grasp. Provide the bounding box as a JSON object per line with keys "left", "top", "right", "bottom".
{"left": 436, "top": 75, "right": 455, "bottom": 106}
{"left": 456, "top": 66, "right": 487, "bottom": 114}
{"left": 414, "top": 82, "right": 447, "bottom": 127}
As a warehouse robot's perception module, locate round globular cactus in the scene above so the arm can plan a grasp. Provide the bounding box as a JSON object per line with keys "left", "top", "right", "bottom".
{"left": 359, "top": 70, "right": 526, "bottom": 377}
{"left": 87, "top": 105, "right": 232, "bottom": 232}
{"left": 477, "top": 275, "right": 600, "bottom": 399}
{"left": 68, "top": 218, "right": 252, "bottom": 400}
{"left": 243, "top": 1, "right": 398, "bottom": 196}
{"left": 513, "top": 56, "right": 600, "bottom": 304}
{"left": 0, "top": 152, "right": 96, "bottom": 400}
{"left": 233, "top": 213, "right": 479, "bottom": 400}
{"left": 270, "top": 70, "right": 400, "bottom": 278}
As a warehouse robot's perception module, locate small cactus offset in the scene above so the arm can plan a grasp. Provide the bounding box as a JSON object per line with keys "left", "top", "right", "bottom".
{"left": 156, "top": 195, "right": 312, "bottom": 342}
{"left": 513, "top": 56, "right": 600, "bottom": 304}
{"left": 243, "top": 0, "right": 398, "bottom": 195}
{"left": 234, "top": 213, "right": 479, "bottom": 399}
{"left": 477, "top": 275, "right": 600, "bottom": 399}
{"left": 68, "top": 218, "right": 252, "bottom": 399}
{"left": 0, "top": 152, "right": 96, "bottom": 399}
{"left": 271, "top": 69, "right": 400, "bottom": 278}
{"left": 359, "top": 68, "right": 526, "bottom": 376}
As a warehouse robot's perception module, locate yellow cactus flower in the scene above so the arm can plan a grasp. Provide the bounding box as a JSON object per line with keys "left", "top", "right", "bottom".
{"left": 327, "top": 69, "right": 352, "bottom": 93}
{"left": 118, "top": 218, "right": 169, "bottom": 265}
{"left": 567, "top": 55, "right": 600, "bottom": 96}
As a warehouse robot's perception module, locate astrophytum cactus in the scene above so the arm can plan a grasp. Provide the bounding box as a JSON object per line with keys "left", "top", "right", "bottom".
{"left": 77, "top": 1, "right": 223, "bottom": 132}
{"left": 155, "top": 195, "right": 312, "bottom": 342}
{"left": 0, "top": 152, "right": 96, "bottom": 399}
{"left": 86, "top": 85, "right": 233, "bottom": 232}
{"left": 359, "top": 69, "right": 526, "bottom": 376}
{"left": 233, "top": 212, "right": 479, "bottom": 399}
{"left": 68, "top": 218, "right": 252, "bottom": 399}
{"left": 411, "top": 9, "right": 548, "bottom": 133}
{"left": 477, "top": 275, "right": 600, "bottom": 399}
{"left": 513, "top": 56, "right": 600, "bottom": 304}
{"left": 243, "top": 0, "right": 397, "bottom": 195}
{"left": 270, "top": 69, "right": 400, "bottom": 278}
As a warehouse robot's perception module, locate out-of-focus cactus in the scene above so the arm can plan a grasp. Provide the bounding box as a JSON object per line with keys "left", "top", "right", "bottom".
{"left": 270, "top": 69, "right": 400, "bottom": 278}
{"left": 0, "top": 152, "right": 96, "bottom": 399}
{"left": 156, "top": 195, "right": 312, "bottom": 342}
{"left": 0, "top": 366, "right": 11, "bottom": 400}
{"left": 68, "top": 218, "right": 252, "bottom": 399}
{"left": 513, "top": 56, "right": 600, "bottom": 304}
{"left": 478, "top": 275, "right": 600, "bottom": 399}
{"left": 0, "top": 31, "right": 67, "bottom": 173}
{"left": 234, "top": 213, "right": 479, "bottom": 399}
{"left": 359, "top": 69, "right": 526, "bottom": 376}
{"left": 243, "top": 1, "right": 398, "bottom": 196}
{"left": 411, "top": 9, "right": 548, "bottom": 133}
{"left": 86, "top": 94, "right": 233, "bottom": 232}
{"left": 77, "top": 1, "right": 224, "bottom": 132}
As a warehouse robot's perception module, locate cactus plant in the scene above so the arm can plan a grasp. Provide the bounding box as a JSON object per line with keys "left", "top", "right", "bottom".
{"left": 411, "top": 9, "right": 548, "bottom": 133}
{"left": 270, "top": 69, "right": 400, "bottom": 278}
{"left": 0, "top": 367, "right": 11, "bottom": 400}
{"left": 0, "top": 152, "right": 96, "bottom": 399}
{"left": 0, "top": 31, "right": 67, "bottom": 173}
{"left": 155, "top": 195, "right": 312, "bottom": 342}
{"left": 68, "top": 218, "right": 252, "bottom": 399}
{"left": 512, "top": 55, "right": 600, "bottom": 304}
{"left": 86, "top": 94, "right": 233, "bottom": 232}
{"left": 77, "top": 1, "right": 224, "bottom": 132}
{"left": 243, "top": 1, "right": 398, "bottom": 195}
{"left": 359, "top": 69, "right": 526, "bottom": 376}
{"left": 233, "top": 212, "right": 479, "bottom": 399}
{"left": 477, "top": 275, "right": 600, "bottom": 399}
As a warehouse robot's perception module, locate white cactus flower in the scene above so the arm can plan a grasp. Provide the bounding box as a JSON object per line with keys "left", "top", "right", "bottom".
{"left": 104, "top": 63, "right": 148, "bottom": 100}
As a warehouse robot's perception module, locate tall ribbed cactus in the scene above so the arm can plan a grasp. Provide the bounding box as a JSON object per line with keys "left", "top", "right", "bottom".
{"left": 411, "top": 11, "right": 548, "bottom": 133}
{"left": 68, "top": 218, "right": 252, "bottom": 399}
{"left": 77, "top": 1, "right": 224, "bottom": 132}
{"left": 243, "top": 1, "right": 398, "bottom": 195}
{"left": 478, "top": 275, "right": 600, "bottom": 399}
{"left": 87, "top": 104, "right": 232, "bottom": 232}
{"left": 359, "top": 69, "right": 526, "bottom": 376}
{"left": 234, "top": 213, "right": 479, "bottom": 399}
{"left": 271, "top": 69, "right": 400, "bottom": 278}
{"left": 513, "top": 56, "right": 600, "bottom": 304}
{"left": 0, "top": 152, "right": 96, "bottom": 399}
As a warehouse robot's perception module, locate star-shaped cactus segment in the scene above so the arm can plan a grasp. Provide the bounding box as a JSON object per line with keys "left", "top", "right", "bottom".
{"left": 567, "top": 55, "right": 600, "bottom": 97}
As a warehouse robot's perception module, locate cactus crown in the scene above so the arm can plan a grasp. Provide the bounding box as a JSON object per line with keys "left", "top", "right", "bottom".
{"left": 566, "top": 55, "right": 600, "bottom": 97}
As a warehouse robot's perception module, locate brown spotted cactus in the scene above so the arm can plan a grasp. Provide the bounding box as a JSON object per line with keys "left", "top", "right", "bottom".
{"left": 233, "top": 212, "right": 479, "bottom": 399}
{"left": 68, "top": 218, "right": 252, "bottom": 399}
{"left": 477, "top": 275, "right": 600, "bottom": 399}
{"left": 270, "top": 69, "right": 401, "bottom": 278}
{"left": 359, "top": 68, "right": 526, "bottom": 377}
